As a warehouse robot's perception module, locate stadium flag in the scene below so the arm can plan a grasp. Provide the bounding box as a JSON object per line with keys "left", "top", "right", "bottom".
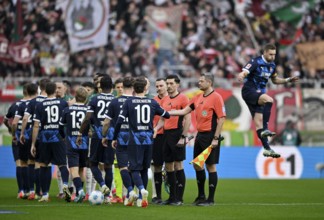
{"left": 265, "top": 0, "right": 318, "bottom": 46}
{"left": 57, "top": 0, "right": 109, "bottom": 53}
{"left": 190, "top": 146, "right": 213, "bottom": 168}
{"left": 6, "top": 0, "right": 32, "bottom": 64}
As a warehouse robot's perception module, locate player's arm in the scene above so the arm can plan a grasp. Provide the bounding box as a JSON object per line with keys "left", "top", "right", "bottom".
{"left": 20, "top": 114, "right": 29, "bottom": 144}
{"left": 101, "top": 117, "right": 111, "bottom": 147}
{"left": 77, "top": 111, "right": 93, "bottom": 145}
{"left": 3, "top": 117, "right": 12, "bottom": 133}
{"left": 271, "top": 74, "right": 299, "bottom": 84}
{"left": 58, "top": 124, "right": 66, "bottom": 139}
{"left": 153, "top": 117, "right": 165, "bottom": 138}
{"left": 11, "top": 116, "right": 20, "bottom": 144}
{"left": 111, "top": 115, "right": 124, "bottom": 148}
{"left": 237, "top": 70, "right": 249, "bottom": 82}
{"left": 169, "top": 105, "right": 192, "bottom": 116}
{"left": 31, "top": 120, "right": 39, "bottom": 157}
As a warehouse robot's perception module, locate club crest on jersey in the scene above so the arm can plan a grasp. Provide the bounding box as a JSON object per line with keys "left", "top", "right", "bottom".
{"left": 245, "top": 64, "right": 252, "bottom": 69}
{"left": 202, "top": 110, "right": 207, "bottom": 116}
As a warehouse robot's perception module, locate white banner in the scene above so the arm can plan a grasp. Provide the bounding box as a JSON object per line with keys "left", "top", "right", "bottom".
{"left": 57, "top": 0, "right": 109, "bottom": 53}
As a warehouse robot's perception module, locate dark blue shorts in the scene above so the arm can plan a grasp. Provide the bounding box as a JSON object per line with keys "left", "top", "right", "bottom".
{"left": 12, "top": 141, "right": 19, "bottom": 162}
{"left": 242, "top": 85, "right": 264, "bottom": 117}
{"left": 67, "top": 147, "right": 87, "bottom": 168}
{"left": 127, "top": 144, "right": 152, "bottom": 171}
{"left": 194, "top": 132, "right": 220, "bottom": 165}
{"left": 89, "top": 138, "right": 114, "bottom": 165}
{"left": 116, "top": 145, "right": 128, "bottom": 168}
{"left": 152, "top": 134, "right": 165, "bottom": 166}
{"left": 18, "top": 139, "right": 31, "bottom": 162}
{"left": 163, "top": 129, "right": 186, "bottom": 163}
{"left": 34, "top": 140, "right": 42, "bottom": 162}
{"left": 39, "top": 141, "right": 67, "bottom": 166}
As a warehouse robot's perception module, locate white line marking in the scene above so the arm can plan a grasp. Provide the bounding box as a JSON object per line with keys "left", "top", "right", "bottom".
{"left": 0, "top": 203, "right": 323, "bottom": 208}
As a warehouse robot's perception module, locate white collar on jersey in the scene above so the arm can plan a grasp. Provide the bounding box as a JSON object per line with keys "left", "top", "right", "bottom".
{"left": 261, "top": 55, "right": 269, "bottom": 64}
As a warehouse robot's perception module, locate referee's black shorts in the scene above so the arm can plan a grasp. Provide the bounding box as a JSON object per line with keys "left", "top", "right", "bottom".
{"left": 194, "top": 131, "right": 220, "bottom": 165}
{"left": 152, "top": 133, "right": 165, "bottom": 166}
{"left": 163, "top": 129, "right": 186, "bottom": 163}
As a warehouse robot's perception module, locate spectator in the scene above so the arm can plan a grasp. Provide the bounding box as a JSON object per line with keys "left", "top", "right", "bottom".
{"left": 280, "top": 120, "right": 302, "bottom": 146}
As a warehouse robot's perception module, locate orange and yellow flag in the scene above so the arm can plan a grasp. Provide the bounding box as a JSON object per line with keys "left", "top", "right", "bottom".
{"left": 190, "top": 145, "right": 212, "bottom": 168}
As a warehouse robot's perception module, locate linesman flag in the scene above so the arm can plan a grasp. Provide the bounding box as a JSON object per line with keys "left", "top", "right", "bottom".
{"left": 190, "top": 136, "right": 224, "bottom": 168}
{"left": 190, "top": 146, "right": 213, "bottom": 168}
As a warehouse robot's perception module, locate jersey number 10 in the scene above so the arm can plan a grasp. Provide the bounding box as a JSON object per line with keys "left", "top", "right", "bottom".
{"left": 134, "top": 104, "right": 150, "bottom": 124}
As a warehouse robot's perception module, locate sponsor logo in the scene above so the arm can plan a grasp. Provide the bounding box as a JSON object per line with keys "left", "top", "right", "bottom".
{"left": 256, "top": 146, "right": 303, "bottom": 179}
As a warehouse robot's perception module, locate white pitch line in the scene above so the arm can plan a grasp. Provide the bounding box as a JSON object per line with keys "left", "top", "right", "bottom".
{"left": 0, "top": 203, "right": 323, "bottom": 208}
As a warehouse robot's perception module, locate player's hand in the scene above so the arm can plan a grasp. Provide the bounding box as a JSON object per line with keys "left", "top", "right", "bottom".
{"left": 76, "top": 135, "right": 82, "bottom": 146}
{"left": 12, "top": 136, "right": 18, "bottom": 145}
{"left": 211, "top": 139, "right": 219, "bottom": 148}
{"left": 111, "top": 140, "right": 117, "bottom": 149}
{"left": 153, "top": 128, "right": 158, "bottom": 139}
{"left": 289, "top": 76, "right": 299, "bottom": 83}
{"left": 237, "top": 71, "right": 246, "bottom": 82}
{"left": 31, "top": 144, "right": 36, "bottom": 157}
{"left": 176, "top": 136, "right": 186, "bottom": 148}
{"left": 102, "top": 138, "right": 108, "bottom": 147}
{"left": 20, "top": 134, "right": 25, "bottom": 144}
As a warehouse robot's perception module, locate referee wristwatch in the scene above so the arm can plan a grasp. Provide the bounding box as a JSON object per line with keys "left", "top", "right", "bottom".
{"left": 181, "top": 135, "right": 187, "bottom": 139}
{"left": 213, "top": 136, "right": 219, "bottom": 140}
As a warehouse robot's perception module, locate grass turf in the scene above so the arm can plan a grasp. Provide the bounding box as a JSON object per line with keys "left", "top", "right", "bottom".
{"left": 0, "top": 179, "right": 323, "bottom": 220}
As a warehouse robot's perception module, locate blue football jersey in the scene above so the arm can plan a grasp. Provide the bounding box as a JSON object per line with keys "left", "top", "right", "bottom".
{"left": 60, "top": 103, "right": 88, "bottom": 149}
{"left": 34, "top": 98, "right": 68, "bottom": 143}
{"left": 25, "top": 95, "right": 47, "bottom": 120}
{"left": 105, "top": 95, "right": 132, "bottom": 144}
{"left": 24, "top": 95, "right": 47, "bottom": 140}
{"left": 87, "top": 93, "right": 115, "bottom": 139}
{"left": 242, "top": 55, "right": 277, "bottom": 93}
{"left": 5, "top": 101, "right": 20, "bottom": 120}
{"left": 15, "top": 100, "right": 31, "bottom": 139}
{"left": 113, "top": 96, "right": 170, "bottom": 145}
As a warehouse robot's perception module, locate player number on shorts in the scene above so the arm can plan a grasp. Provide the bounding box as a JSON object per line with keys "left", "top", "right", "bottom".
{"left": 134, "top": 104, "right": 150, "bottom": 124}
{"left": 45, "top": 105, "right": 59, "bottom": 123}
{"left": 70, "top": 111, "right": 85, "bottom": 129}
{"left": 97, "top": 100, "right": 110, "bottom": 119}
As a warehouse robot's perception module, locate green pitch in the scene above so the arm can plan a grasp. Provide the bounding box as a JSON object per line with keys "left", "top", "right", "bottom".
{"left": 0, "top": 179, "right": 323, "bottom": 220}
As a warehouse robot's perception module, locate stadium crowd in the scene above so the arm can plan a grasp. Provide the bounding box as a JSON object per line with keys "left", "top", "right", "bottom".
{"left": 0, "top": 0, "right": 324, "bottom": 88}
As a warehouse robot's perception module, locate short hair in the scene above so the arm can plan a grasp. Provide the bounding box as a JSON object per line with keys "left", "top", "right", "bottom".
{"left": 62, "top": 80, "right": 72, "bottom": 89}
{"left": 263, "top": 43, "right": 276, "bottom": 52}
{"left": 27, "top": 83, "right": 38, "bottom": 96}
{"left": 156, "top": 78, "right": 166, "bottom": 82}
{"left": 23, "top": 84, "right": 29, "bottom": 96}
{"left": 123, "top": 76, "right": 134, "bottom": 88}
{"left": 96, "top": 72, "right": 108, "bottom": 78}
{"left": 133, "top": 77, "right": 147, "bottom": 94}
{"left": 75, "top": 87, "right": 88, "bottom": 103}
{"left": 114, "top": 78, "right": 124, "bottom": 88}
{"left": 202, "top": 72, "right": 214, "bottom": 86}
{"left": 166, "top": 74, "right": 180, "bottom": 84}
{"left": 82, "top": 81, "right": 95, "bottom": 89}
{"left": 39, "top": 78, "right": 50, "bottom": 91}
{"left": 45, "top": 82, "right": 57, "bottom": 96}
{"left": 100, "top": 76, "right": 113, "bottom": 91}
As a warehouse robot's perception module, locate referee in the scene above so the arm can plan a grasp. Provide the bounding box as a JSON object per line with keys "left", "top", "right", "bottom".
{"left": 169, "top": 73, "right": 226, "bottom": 206}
